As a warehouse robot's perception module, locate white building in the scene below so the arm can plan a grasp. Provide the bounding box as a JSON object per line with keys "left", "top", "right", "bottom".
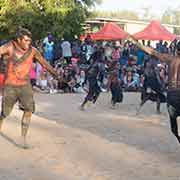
{"left": 85, "top": 17, "right": 180, "bottom": 35}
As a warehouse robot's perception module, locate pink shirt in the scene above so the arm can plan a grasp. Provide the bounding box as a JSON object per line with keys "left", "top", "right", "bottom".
{"left": 112, "top": 49, "right": 120, "bottom": 61}
{"left": 30, "top": 65, "right": 36, "bottom": 79}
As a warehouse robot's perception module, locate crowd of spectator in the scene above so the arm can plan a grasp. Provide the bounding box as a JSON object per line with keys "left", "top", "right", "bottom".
{"left": 0, "top": 33, "right": 178, "bottom": 94}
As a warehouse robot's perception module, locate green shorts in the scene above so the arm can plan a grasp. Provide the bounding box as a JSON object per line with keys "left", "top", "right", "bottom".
{"left": 1, "top": 83, "right": 35, "bottom": 117}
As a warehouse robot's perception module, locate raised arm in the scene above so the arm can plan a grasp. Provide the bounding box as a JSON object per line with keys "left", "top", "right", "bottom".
{"left": 0, "top": 42, "right": 11, "bottom": 58}
{"left": 34, "top": 48, "right": 58, "bottom": 78}
{"left": 127, "top": 35, "right": 172, "bottom": 63}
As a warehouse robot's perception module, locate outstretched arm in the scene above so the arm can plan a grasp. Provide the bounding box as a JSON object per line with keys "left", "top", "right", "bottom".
{"left": 127, "top": 35, "right": 172, "bottom": 63}
{"left": 0, "top": 43, "right": 11, "bottom": 58}
{"left": 34, "top": 48, "right": 58, "bottom": 78}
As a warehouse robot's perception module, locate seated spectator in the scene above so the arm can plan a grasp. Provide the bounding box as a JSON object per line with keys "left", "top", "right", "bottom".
{"left": 35, "top": 62, "right": 43, "bottom": 88}
{"left": 30, "top": 62, "right": 37, "bottom": 89}
{"left": 128, "top": 70, "right": 140, "bottom": 90}
{"left": 104, "top": 43, "right": 113, "bottom": 61}
{"left": 71, "top": 55, "right": 80, "bottom": 75}
{"left": 123, "top": 71, "right": 133, "bottom": 90}
{"left": 47, "top": 72, "right": 58, "bottom": 94}
{"left": 112, "top": 46, "right": 120, "bottom": 62}
{"left": 39, "top": 69, "right": 48, "bottom": 91}
{"left": 58, "top": 68, "right": 75, "bottom": 93}
{"left": 73, "top": 70, "right": 86, "bottom": 93}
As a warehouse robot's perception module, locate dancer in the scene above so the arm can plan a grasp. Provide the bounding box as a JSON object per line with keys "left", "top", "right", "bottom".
{"left": 0, "top": 28, "right": 58, "bottom": 148}
{"left": 128, "top": 35, "right": 180, "bottom": 143}
{"left": 80, "top": 50, "right": 105, "bottom": 110}
{"left": 108, "top": 71, "right": 123, "bottom": 109}
{"left": 107, "top": 61, "right": 123, "bottom": 109}
{"left": 137, "top": 60, "right": 166, "bottom": 114}
{"left": 80, "top": 63, "right": 101, "bottom": 110}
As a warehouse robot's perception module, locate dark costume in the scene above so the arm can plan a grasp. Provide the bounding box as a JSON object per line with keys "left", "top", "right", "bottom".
{"left": 109, "top": 73, "right": 123, "bottom": 107}
{"left": 128, "top": 35, "right": 180, "bottom": 144}
{"left": 139, "top": 64, "right": 166, "bottom": 114}
{"left": 80, "top": 64, "right": 101, "bottom": 109}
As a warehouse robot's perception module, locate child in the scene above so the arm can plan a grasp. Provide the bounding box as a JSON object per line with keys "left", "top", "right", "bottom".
{"left": 108, "top": 71, "right": 123, "bottom": 108}
{"left": 39, "top": 69, "right": 48, "bottom": 91}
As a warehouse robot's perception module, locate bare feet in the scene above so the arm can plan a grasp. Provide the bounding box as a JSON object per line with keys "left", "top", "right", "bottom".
{"left": 21, "top": 136, "right": 30, "bottom": 149}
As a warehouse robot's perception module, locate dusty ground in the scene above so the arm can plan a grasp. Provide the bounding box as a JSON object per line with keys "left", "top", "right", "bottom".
{"left": 0, "top": 92, "right": 180, "bottom": 180}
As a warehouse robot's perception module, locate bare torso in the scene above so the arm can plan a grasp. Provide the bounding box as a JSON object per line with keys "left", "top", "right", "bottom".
{"left": 168, "top": 56, "right": 180, "bottom": 90}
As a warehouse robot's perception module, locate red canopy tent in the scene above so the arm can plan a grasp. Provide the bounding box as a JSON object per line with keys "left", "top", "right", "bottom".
{"left": 133, "top": 20, "right": 176, "bottom": 41}
{"left": 81, "top": 22, "right": 128, "bottom": 41}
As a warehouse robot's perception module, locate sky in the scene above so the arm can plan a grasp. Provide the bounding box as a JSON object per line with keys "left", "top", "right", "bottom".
{"left": 95, "top": 0, "right": 180, "bottom": 17}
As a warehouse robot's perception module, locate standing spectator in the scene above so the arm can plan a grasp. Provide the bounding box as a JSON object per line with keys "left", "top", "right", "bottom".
{"left": 61, "top": 39, "right": 72, "bottom": 64}
{"left": 169, "top": 39, "right": 177, "bottom": 55}
{"left": 104, "top": 43, "right": 113, "bottom": 61}
{"left": 163, "top": 41, "right": 169, "bottom": 53}
{"left": 72, "top": 39, "right": 81, "bottom": 57}
{"left": 156, "top": 40, "right": 164, "bottom": 53}
{"left": 81, "top": 35, "right": 94, "bottom": 64}
{"left": 43, "top": 34, "right": 54, "bottom": 65}
{"left": 147, "top": 40, "right": 151, "bottom": 47}
{"left": 136, "top": 48, "right": 145, "bottom": 66}
{"left": 43, "top": 32, "right": 52, "bottom": 44}
{"left": 120, "top": 42, "right": 130, "bottom": 65}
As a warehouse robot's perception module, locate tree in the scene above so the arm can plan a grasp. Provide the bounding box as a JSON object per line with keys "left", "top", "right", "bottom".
{"left": 161, "top": 8, "right": 174, "bottom": 24}
{"left": 161, "top": 8, "right": 180, "bottom": 34}
{"left": 140, "top": 7, "right": 157, "bottom": 21}
{"left": 0, "top": 0, "right": 101, "bottom": 40}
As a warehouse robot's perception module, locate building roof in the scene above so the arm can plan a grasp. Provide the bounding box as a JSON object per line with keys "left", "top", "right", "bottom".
{"left": 86, "top": 17, "right": 180, "bottom": 29}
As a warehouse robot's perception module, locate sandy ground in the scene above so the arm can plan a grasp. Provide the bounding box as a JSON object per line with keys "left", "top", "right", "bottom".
{"left": 0, "top": 92, "right": 180, "bottom": 180}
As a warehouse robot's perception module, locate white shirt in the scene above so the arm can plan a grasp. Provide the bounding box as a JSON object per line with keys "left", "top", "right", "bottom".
{"left": 61, "top": 41, "right": 72, "bottom": 57}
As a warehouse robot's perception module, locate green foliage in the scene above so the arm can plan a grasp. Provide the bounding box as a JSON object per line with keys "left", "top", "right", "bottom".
{"left": 161, "top": 8, "right": 180, "bottom": 34}
{"left": 161, "top": 8, "right": 174, "bottom": 24}
{"left": 0, "top": 0, "right": 99, "bottom": 40}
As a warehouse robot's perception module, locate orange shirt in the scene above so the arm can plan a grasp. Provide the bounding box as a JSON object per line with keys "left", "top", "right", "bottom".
{"left": 5, "top": 42, "right": 36, "bottom": 86}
